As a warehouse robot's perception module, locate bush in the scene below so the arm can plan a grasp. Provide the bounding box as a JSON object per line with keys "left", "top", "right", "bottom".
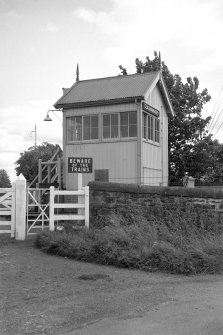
{"left": 36, "top": 201, "right": 223, "bottom": 275}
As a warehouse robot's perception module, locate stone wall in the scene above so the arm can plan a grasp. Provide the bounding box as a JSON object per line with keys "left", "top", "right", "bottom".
{"left": 88, "top": 181, "right": 223, "bottom": 222}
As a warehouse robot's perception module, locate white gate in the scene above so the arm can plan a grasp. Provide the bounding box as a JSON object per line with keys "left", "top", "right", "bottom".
{"left": 0, "top": 185, "right": 16, "bottom": 237}
{"left": 26, "top": 188, "right": 50, "bottom": 235}
{"left": 49, "top": 186, "right": 89, "bottom": 231}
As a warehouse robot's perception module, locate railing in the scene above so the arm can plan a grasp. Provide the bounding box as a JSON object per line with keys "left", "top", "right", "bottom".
{"left": 49, "top": 185, "right": 89, "bottom": 231}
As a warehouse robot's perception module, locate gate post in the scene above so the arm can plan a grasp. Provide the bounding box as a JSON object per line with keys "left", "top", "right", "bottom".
{"left": 49, "top": 186, "right": 55, "bottom": 231}
{"left": 15, "top": 174, "right": 26, "bottom": 240}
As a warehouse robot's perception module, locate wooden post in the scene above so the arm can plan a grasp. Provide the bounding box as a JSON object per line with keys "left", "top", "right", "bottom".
{"left": 38, "top": 159, "right": 42, "bottom": 183}
{"left": 11, "top": 182, "right": 16, "bottom": 238}
{"left": 57, "top": 157, "right": 61, "bottom": 189}
{"left": 78, "top": 173, "right": 83, "bottom": 190}
{"left": 84, "top": 186, "right": 89, "bottom": 228}
{"left": 77, "top": 173, "right": 83, "bottom": 219}
{"left": 49, "top": 186, "right": 55, "bottom": 231}
{"left": 15, "top": 174, "right": 26, "bottom": 240}
{"left": 48, "top": 163, "right": 51, "bottom": 183}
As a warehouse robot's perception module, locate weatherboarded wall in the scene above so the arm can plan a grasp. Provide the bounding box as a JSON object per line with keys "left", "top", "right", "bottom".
{"left": 142, "top": 85, "right": 169, "bottom": 186}
{"left": 63, "top": 103, "right": 138, "bottom": 189}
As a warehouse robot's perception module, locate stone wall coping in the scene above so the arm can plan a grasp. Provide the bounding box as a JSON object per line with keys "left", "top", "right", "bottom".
{"left": 88, "top": 181, "right": 223, "bottom": 199}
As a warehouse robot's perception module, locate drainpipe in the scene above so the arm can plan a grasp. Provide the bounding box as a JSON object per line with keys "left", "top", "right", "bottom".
{"left": 136, "top": 99, "right": 142, "bottom": 185}
{"left": 161, "top": 105, "right": 164, "bottom": 186}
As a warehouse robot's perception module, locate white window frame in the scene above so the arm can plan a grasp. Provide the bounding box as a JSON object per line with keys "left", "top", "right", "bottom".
{"left": 67, "top": 114, "right": 99, "bottom": 143}
{"left": 102, "top": 113, "right": 119, "bottom": 139}
{"left": 102, "top": 111, "right": 137, "bottom": 141}
{"left": 143, "top": 112, "right": 160, "bottom": 144}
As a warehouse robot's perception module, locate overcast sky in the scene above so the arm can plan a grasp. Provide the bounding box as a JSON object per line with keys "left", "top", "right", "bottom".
{"left": 1, "top": 0, "right": 223, "bottom": 181}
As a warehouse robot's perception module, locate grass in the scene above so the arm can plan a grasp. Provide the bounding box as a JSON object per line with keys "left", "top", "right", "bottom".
{"left": 36, "top": 199, "right": 223, "bottom": 275}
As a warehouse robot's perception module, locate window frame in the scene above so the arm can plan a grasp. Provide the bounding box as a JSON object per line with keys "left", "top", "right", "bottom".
{"left": 143, "top": 112, "right": 160, "bottom": 145}
{"left": 67, "top": 114, "right": 99, "bottom": 143}
{"left": 102, "top": 113, "right": 119, "bottom": 139}
{"left": 102, "top": 111, "right": 137, "bottom": 141}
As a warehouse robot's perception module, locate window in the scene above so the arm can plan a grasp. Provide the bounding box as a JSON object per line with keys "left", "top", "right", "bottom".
{"left": 83, "top": 115, "right": 98, "bottom": 140}
{"left": 148, "top": 114, "right": 154, "bottom": 141}
{"left": 67, "top": 115, "right": 98, "bottom": 142}
{"left": 67, "top": 116, "right": 82, "bottom": 142}
{"left": 103, "top": 113, "right": 118, "bottom": 139}
{"left": 143, "top": 113, "right": 147, "bottom": 139}
{"left": 120, "top": 111, "right": 137, "bottom": 138}
{"left": 155, "top": 118, "right": 160, "bottom": 143}
{"left": 143, "top": 112, "right": 160, "bottom": 144}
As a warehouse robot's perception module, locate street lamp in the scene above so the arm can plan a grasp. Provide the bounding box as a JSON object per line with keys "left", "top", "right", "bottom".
{"left": 44, "top": 110, "right": 62, "bottom": 124}
{"left": 30, "top": 124, "right": 37, "bottom": 149}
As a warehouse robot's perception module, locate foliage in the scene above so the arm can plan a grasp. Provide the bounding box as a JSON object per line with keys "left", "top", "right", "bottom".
{"left": 36, "top": 201, "right": 223, "bottom": 275}
{"left": 0, "top": 169, "right": 11, "bottom": 188}
{"left": 120, "top": 52, "right": 213, "bottom": 181}
{"left": 15, "top": 142, "right": 62, "bottom": 184}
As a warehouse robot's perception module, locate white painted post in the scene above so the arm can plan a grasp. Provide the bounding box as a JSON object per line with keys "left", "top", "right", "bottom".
{"left": 11, "top": 182, "right": 16, "bottom": 238}
{"left": 77, "top": 173, "right": 84, "bottom": 219}
{"left": 49, "top": 186, "right": 55, "bottom": 231}
{"left": 15, "top": 174, "right": 26, "bottom": 240}
{"left": 78, "top": 173, "right": 83, "bottom": 190}
{"left": 84, "top": 186, "right": 89, "bottom": 228}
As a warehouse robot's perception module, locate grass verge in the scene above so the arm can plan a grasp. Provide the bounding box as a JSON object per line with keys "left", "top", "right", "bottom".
{"left": 36, "top": 200, "right": 223, "bottom": 275}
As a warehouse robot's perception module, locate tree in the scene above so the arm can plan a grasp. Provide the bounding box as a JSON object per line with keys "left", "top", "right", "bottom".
{"left": 15, "top": 143, "right": 62, "bottom": 184}
{"left": 0, "top": 169, "right": 11, "bottom": 188}
{"left": 119, "top": 52, "right": 212, "bottom": 180}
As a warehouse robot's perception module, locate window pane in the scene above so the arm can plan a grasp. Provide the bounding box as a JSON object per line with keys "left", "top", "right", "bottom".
{"left": 121, "top": 125, "right": 128, "bottom": 138}
{"left": 91, "top": 115, "right": 98, "bottom": 127}
{"left": 129, "top": 111, "right": 137, "bottom": 124}
{"left": 111, "top": 125, "right": 118, "bottom": 138}
{"left": 75, "top": 117, "right": 82, "bottom": 141}
{"left": 83, "top": 116, "right": 90, "bottom": 127}
{"left": 83, "top": 116, "right": 90, "bottom": 140}
{"left": 103, "top": 126, "right": 110, "bottom": 138}
{"left": 120, "top": 113, "right": 128, "bottom": 126}
{"left": 148, "top": 115, "right": 153, "bottom": 140}
{"left": 83, "top": 127, "right": 90, "bottom": 140}
{"left": 67, "top": 118, "right": 73, "bottom": 141}
{"left": 91, "top": 127, "right": 98, "bottom": 139}
{"left": 143, "top": 113, "right": 147, "bottom": 139}
{"left": 103, "top": 114, "right": 110, "bottom": 126}
{"left": 155, "top": 119, "right": 160, "bottom": 143}
{"left": 129, "top": 125, "right": 137, "bottom": 137}
{"left": 111, "top": 114, "right": 118, "bottom": 126}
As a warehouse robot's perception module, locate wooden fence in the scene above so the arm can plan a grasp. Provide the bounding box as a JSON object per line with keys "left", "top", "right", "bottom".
{"left": 49, "top": 186, "right": 89, "bottom": 231}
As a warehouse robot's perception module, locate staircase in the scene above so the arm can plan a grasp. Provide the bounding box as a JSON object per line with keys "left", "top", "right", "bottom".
{"left": 29, "top": 147, "right": 63, "bottom": 189}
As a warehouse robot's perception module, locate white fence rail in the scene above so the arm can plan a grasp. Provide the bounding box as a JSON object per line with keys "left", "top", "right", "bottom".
{"left": 0, "top": 184, "right": 16, "bottom": 237}
{"left": 49, "top": 186, "right": 89, "bottom": 231}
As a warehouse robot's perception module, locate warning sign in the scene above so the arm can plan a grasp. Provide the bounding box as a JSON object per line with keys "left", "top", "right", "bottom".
{"left": 68, "top": 157, "right": 93, "bottom": 173}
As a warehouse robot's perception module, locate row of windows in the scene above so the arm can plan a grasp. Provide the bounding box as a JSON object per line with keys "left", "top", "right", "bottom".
{"left": 67, "top": 112, "right": 137, "bottom": 142}
{"left": 67, "top": 111, "right": 160, "bottom": 143}
{"left": 143, "top": 112, "right": 160, "bottom": 143}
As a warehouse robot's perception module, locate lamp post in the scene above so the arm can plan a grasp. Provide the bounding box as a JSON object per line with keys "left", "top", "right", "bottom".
{"left": 30, "top": 124, "right": 37, "bottom": 149}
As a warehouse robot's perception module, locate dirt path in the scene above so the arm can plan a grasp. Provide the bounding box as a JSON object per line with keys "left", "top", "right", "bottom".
{"left": 1, "top": 239, "right": 223, "bottom": 335}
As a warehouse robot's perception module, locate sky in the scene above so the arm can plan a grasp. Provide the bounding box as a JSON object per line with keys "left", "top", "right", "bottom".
{"left": 1, "top": 0, "right": 223, "bottom": 182}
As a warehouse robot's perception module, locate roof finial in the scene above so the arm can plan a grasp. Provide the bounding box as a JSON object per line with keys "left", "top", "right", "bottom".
{"left": 76, "top": 63, "right": 79, "bottom": 82}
